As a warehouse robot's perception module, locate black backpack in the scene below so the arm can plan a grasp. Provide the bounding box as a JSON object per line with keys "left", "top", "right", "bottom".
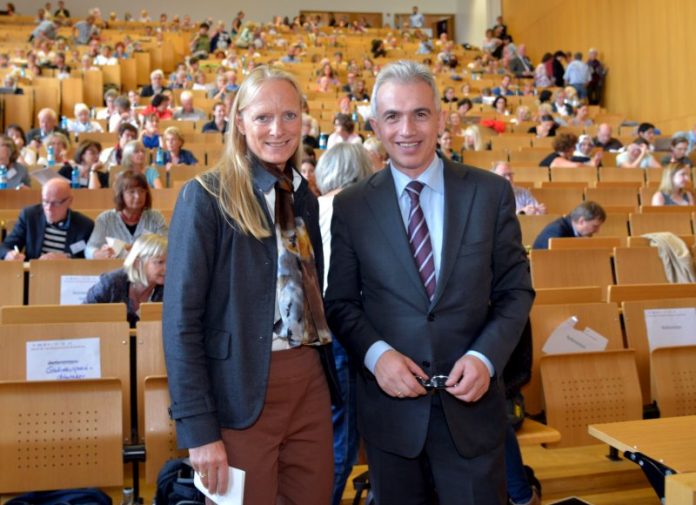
{"left": 154, "top": 458, "right": 206, "bottom": 505}
{"left": 6, "top": 488, "right": 112, "bottom": 505}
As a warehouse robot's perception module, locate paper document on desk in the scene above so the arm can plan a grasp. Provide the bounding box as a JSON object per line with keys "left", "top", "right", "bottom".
{"left": 106, "top": 237, "right": 128, "bottom": 256}
{"left": 193, "top": 466, "right": 245, "bottom": 505}
{"left": 542, "top": 316, "right": 609, "bottom": 354}
{"left": 60, "top": 275, "right": 101, "bottom": 304}
{"left": 30, "top": 167, "right": 68, "bottom": 185}
{"left": 644, "top": 307, "right": 696, "bottom": 351}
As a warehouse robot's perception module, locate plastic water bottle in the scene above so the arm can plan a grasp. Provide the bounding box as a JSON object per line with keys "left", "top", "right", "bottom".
{"left": 156, "top": 147, "right": 165, "bottom": 166}
{"left": 0, "top": 165, "right": 7, "bottom": 189}
{"left": 120, "top": 487, "right": 134, "bottom": 505}
{"left": 319, "top": 133, "right": 328, "bottom": 150}
{"left": 71, "top": 166, "right": 80, "bottom": 188}
{"left": 47, "top": 145, "right": 56, "bottom": 167}
{"left": 60, "top": 116, "right": 68, "bottom": 131}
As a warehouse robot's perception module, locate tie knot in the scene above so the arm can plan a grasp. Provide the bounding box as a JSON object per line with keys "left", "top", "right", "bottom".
{"left": 405, "top": 181, "right": 425, "bottom": 202}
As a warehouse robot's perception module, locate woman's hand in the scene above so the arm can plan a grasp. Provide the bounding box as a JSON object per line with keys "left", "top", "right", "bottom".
{"left": 189, "top": 440, "right": 229, "bottom": 495}
{"left": 93, "top": 245, "right": 116, "bottom": 259}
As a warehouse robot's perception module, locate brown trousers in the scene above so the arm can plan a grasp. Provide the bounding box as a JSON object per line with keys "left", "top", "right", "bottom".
{"left": 217, "top": 346, "right": 333, "bottom": 505}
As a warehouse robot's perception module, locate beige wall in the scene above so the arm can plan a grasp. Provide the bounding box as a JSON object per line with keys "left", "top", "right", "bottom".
{"left": 503, "top": 0, "right": 695, "bottom": 133}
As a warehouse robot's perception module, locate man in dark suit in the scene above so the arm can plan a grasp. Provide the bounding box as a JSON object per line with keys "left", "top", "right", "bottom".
{"left": 0, "top": 178, "right": 94, "bottom": 260}
{"left": 25, "top": 108, "right": 69, "bottom": 146}
{"left": 139, "top": 69, "right": 170, "bottom": 97}
{"left": 325, "top": 61, "right": 534, "bottom": 505}
{"left": 532, "top": 201, "right": 606, "bottom": 250}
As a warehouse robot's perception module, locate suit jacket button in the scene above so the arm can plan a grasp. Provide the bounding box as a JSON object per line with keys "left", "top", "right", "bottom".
{"left": 427, "top": 313, "right": 435, "bottom": 322}
{"left": 421, "top": 360, "right": 431, "bottom": 368}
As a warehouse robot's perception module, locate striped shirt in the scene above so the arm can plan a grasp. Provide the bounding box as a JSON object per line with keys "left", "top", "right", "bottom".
{"left": 42, "top": 223, "right": 68, "bottom": 255}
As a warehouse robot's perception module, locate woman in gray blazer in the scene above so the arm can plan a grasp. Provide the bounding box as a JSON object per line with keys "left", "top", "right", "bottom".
{"left": 163, "top": 66, "right": 337, "bottom": 505}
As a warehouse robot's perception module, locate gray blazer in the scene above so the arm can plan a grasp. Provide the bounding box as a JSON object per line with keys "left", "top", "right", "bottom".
{"left": 163, "top": 163, "right": 337, "bottom": 449}
{"left": 325, "top": 158, "right": 535, "bottom": 459}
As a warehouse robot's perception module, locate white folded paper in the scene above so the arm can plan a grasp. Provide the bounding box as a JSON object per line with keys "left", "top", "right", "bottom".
{"left": 106, "top": 237, "right": 128, "bottom": 256}
{"left": 193, "top": 467, "right": 245, "bottom": 505}
{"left": 542, "top": 316, "right": 609, "bottom": 354}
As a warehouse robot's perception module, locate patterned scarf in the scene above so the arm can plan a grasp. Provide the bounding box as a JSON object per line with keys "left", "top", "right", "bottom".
{"left": 272, "top": 166, "right": 331, "bottom": 347}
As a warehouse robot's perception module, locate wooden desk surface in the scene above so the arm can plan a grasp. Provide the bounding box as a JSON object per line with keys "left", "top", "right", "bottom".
{"left": 517, "top": 418, "right": 562, "bottom": 446}
{"left": 589, "top": 416, "right": 696, "bottom": 473}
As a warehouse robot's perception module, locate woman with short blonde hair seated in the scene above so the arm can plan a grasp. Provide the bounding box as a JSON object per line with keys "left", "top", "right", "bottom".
{"left": 84, "top": 233, "right": 167, "bottom": 327}
{"left": 651, "top": 163, "right": 695, "bottom": 206}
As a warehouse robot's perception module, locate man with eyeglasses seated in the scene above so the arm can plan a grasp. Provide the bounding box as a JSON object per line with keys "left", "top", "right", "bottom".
{"left": 0, "top": 178, "right": 94, "bottom": 261}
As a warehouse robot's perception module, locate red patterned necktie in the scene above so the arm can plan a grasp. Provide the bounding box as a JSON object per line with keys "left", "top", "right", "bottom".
{"left": 405, "top": 181, "right": 436, "bottom": 301}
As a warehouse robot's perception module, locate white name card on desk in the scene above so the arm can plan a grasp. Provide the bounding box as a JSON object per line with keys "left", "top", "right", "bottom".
{"left": 26, "top": 337, "right": 101, "bottom": 380}
{"left": 644, "top": 307, "right": 696, "bottom": 352}
{"left": 543, "top": 316, "right": 609, "bottom": 354}
{"left": 60, "top": 275, "right": 100, "bottom": 305}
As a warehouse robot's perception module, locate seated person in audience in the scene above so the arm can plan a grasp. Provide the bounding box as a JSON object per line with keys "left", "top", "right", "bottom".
{"left": 326, "top": 113, "right": 362, "bottom": 150}
{"left": 26, "top": 108, "right": 68, "bottom": 146}
{"left": 533, "top": 201, "right": 606, "bottom": 249}
{"left": 60, "top": 139, "right": 108, "bottom": 188}
{"left": 207, "top": 73, "right": 229, "bottom": 100}
{"left": 162, "top": 126, "right": 198, "bottom": 167}
{"left": 362, "top": 136, "right": 387, "bottom": 172}
{"left": 508, "top": 43, "right": 534, "bottom": 78}
{"left": 593, "top": 123, "right": 623, "bottom": 152}
{"left": 0, "top": 134, "right": 30, "bottom": 188}
{"left": 569, "top": 102, "right": 593, "bottom": 127}
{"left": 540, "top": 133, "right": 600, "bottom": 168}
{"left": 142, "top": 93, "right": 173, "bottom": 121}
{"left": 79, "top": 53, "right": 98, "bottom": 72}
{"left": 348, "top": 79, "right": 370, "bottom": 102}
{"left": 169, "top": 66, "right": 191, "bottom": 90}
{"left": 0, "top": 74, "right": 23, "bottom": 94}
{"left": 86, "top": 170, "right": 167, "bottom": 259}
{"left": 651, "top": 163, "right": 694, "bottom": 206}
{"left": 492, "top": 95, "right": 509, "bottom": 115}
{"left": 551, "top": 89, "right": 573, "bottom": 117}
{"left": 173, "top": 90, "right": 207, "bottom": 121}
{"left": 94, "top": 45, "right": 118, "bottom": 66}
{"left": 109, "top": 95, "right": 138, "bottom": 133}
{"left": 201, "top": 102, "right": 229, "bottom": 134}
{"left": 492, "top": 161, "right": 546, "bottom": 215}
{"left": 572, "top": 134, "right": 596, "bottom": 165}
{"left": 457, "top": 97, "right": 474, "bottom": 118}
{"left": 492, "top": 74, "right": 516, "bottom": 96}
{"left": 1, "top": 178, "right": 94, "bottom": 260}
{"left": 190, "top": 22, "right": 211, "bottom": 59}
{"left": 615, "top": 138, "right": 660, "bottom": 168}
{"left": 441, "top": 86, "right": 458, "bottom": 104}
{"left": 462, "top": 124, "right": 484, "bottom": 151}
{"left": 6, "top": 125, "right": 37, "bottom": 166}
{"left": 661, "top": 136, "right": 692, "bottom": 167}
{"left": 96, "top": 89, "right": 119, "bottom": 120}
{"left": 100, "top": 123, "right": 138, "bottom": 169}
{"left": 528, "top": 114, "right": 558, "bottom": 138}
{"left": 67, "top": 103, "right": 104, "bottom": 134}
{"left": 438, "top": 129, "right": 462, "bottom": 162}
{"left": 140, "top": 69, "right": 169, "bottom": 97}
{"left": 300, "top": 156, "right": 319, "bottom": 196}
{"left": 511, "top": 105, "right": 532, "bottom": 125}
{"left": 122, "top": 140, "right": 163, "bottom": 189}
{"left": 139, "top": 114, "right": 161, "bottom": 149}
{"left": 85, "top": 233, "right": 166, "bottom": 327}
{"left": 637, "top": 122, "right": 657, "bottom": 151}
{"left": 38, "top": 132, "right": 72, "bottom": 171}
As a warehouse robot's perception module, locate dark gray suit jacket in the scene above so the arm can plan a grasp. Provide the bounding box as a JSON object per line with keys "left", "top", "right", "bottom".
{"left": 163, "top": 163, "right": 337, "bottom": 449}
{"left": 0, "top": 205, "right": 94, "bottom": 260}
{"left": 325, "top": 158, "right": 534, "bottom": 458}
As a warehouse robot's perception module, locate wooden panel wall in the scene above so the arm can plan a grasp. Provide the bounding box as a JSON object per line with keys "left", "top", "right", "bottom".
{"left": 502, "top": 0, "right": 695, "bottom": 133}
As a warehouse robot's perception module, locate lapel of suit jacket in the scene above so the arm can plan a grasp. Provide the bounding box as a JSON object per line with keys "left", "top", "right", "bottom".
{"left": 431, "top": 160, "right": 477, "bottom": 307}
{"left": 365, "top": 168, "right": 429, "bottom": 303}
{"left": 34, "top": 205, "right": 47, "bottom": 259}
{"left": 250, "top": 161, "right": 278, "bottom": 260}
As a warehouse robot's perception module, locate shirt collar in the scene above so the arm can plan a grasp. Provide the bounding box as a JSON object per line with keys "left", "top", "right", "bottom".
{"left": 251, "top": 157, "right": 302, "bottom": 194}
{"left": 50, "top": 209, "right": 72, "bottom": 229}
{"left": 389, "top": 154, "right": 445, "bottom": 197}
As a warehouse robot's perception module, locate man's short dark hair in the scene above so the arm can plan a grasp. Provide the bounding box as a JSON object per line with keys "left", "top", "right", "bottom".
{"left": 570, "top": 201, "right": 606, "bottom": 223}
{"left": 637, "top": 122, "right": 655, "bottom": 134}
{"left": 118, "top": 122, "right": 138, "bottom": 138}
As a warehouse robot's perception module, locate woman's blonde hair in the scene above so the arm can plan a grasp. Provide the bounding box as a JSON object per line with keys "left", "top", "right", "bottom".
{"left": 198, "top": 65, "right": 304, "bottom": 239}
{"left": 121, "top": 140, "right": 146, "bottom": 170}
{"left": 462, "top": 125, "right": 483, "bottom": 151}
{"left": 658, "top": 162, "right": 690, "bottom": 194}
{"left": 123, "top": 233, "right": 167, "bottom": 286}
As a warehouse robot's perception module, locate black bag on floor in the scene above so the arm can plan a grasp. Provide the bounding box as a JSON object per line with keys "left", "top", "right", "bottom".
{"left": 155, "top": 458, "right": 205, "bottom": 505}
{"left": 6, "top": 488, "right": 111, "bottom": 505}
